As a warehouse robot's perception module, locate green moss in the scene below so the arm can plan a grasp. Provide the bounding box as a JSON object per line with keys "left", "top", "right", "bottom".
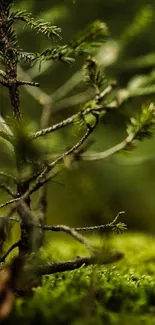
{"left": 4, "top": 233, "right": 155, "bottom": 324}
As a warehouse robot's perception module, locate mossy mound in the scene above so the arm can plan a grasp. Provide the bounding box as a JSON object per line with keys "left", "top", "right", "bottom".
{"left": 3, "top": 233, "right": 155, "bottom": 325}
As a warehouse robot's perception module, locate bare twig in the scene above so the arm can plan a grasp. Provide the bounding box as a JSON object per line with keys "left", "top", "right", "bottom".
{"left": 47, "top": 225, "right": 95, "bottom": 251}
{"left": 8, "top": 212, "right": 126, "bottom": 236}
{"left": 0, "top": 114, "right": 98, "bottom": 209}
{"left": 0, "top": 198, "right": 20, "bottom": 210}
{"left": 29, "top": 125, "right": 136, "bottom": 169}
{"left": 29, "top": 106, "right": 101, "bottom": 141}
{"left": 0, "top": 117, "right": 97, "bottom": 210}
{"left": 0, "top": 210, "right": 125, "bottom": 263}
{"left": 29, "top": 84, "right": 114, "bottom": 141}
{"left": 32, "top": 113, "right": 99, "bottom": 189}
{"left": 0, "top": 125, "right": 134, "bottom": 211}
{"left": 80, "top": 133, "right": 135, "bottom": 161}
{"left": 16, "top": 80, "right": 40, "bottom": 87}
{"left": 45, "top": 211, "right": 126, "bottom": 233}
{"left": 17, "top": 201, "right": 95, "bottom": 252}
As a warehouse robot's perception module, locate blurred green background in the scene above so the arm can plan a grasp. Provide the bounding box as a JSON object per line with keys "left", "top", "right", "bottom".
{"left": 1, "top": 0, "right": 155, "bottom": 233}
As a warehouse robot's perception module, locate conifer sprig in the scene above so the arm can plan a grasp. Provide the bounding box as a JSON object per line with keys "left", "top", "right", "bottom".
{"left": 9, "top": 10, "right": 62, "bottom": 40}
{"left": 127, "top": 103, "right": 155, "bottom": 142}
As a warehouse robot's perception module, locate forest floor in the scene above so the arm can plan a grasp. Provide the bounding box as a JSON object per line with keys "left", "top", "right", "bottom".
{"left": 4, "top": 232, "right": 155, "bottom": 325}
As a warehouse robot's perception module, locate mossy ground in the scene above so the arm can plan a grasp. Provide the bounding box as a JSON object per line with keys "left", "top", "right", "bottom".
{"left": 3, "top": 232, "right": 155, "bottom": 325}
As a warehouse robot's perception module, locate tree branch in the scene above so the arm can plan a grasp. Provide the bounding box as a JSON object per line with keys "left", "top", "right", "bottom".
{"left": 26, "top": 251, "right": 124, "bottom": 276}
{"left": 0, "top": 125, "right": 134, "bottom": 211}
{"left": 16, "top": 80, "right": 40, "bottom": 87}
{"left": 29, "top": 84, "right": 113, "bottom": 141}
{"left": 8, "top": 212, "right": 126, "bottom": 243}
{"left": 0, "top": 198, "right": 20, "bottom": 210}
{"left": 0, "top": 209, "right": 125, "bottom": 263}
{"left": 0, "top": 114, "right": 98, "bottom": 209}
{"left": 40, "top": 211, "right": 126, "bottom": 233}
{"left": 15, "top": 201, "right": 95, "bottom": 253}
{"left": 80, "top": 133, "right": 135, "bottom": 161}
{"left": 31, "top": 113, "right": 99, "bottom": 191}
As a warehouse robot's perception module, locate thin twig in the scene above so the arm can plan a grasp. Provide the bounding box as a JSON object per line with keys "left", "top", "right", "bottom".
{"left": 81, "top": 133, "right": 134, "bottom": 161}
{"left": 0, "top": 198, "right": 20, "bottom": 210}
{"left": 8, "top": 120, "right": 97, "bottom": 205}
{"left": 32, "top": 114, "right": 99, "bottom": 190}
{"left": 0, "top": 127, "right": 133, "bottom": 210}
{"left": 17, "top": 201, "right": 95, "bottom": 252}
{"left": 29, "top": 84, "right": 113, "bottom": 141}
{"left": 42, "top": 211, "right": 125, "bottom": 233}
{"left": 47, "top": 225, "right": 95, "bottom": 251}
{"left": 0, "top": 115, "right": 98, "bottom": 209}
{"left": 16, "top": 80, "right": 40, "bottom": 87}
{"left": 8, "top": 212, "right": 126, "bottom": 235}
